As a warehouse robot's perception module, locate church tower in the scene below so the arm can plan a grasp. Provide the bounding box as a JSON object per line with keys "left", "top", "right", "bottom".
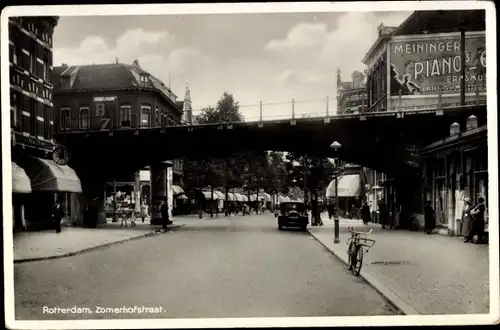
{"left": 183, "top": 82, "right": 192, "bottom": 124}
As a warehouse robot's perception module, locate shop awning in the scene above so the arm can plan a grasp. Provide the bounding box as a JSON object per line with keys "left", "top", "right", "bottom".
{"left": 283, "top": 196, "right": 291, "bottom": 202}
{"left": 249, "top": 194, "right": 257, "bottom": 202}
{"left": 21, "top": 157, "right": 82, "bottom": 193}
{"left": 176, "top": 194, "right": 188, "bottom": 200}
{"left": 214, "top": 191, "right": 225, "bottom": 200}
{"left": 234, "top": 193, "right": 244, "bottom": 202}
{"left": 227, "top": 193, "right": 236, "bottom": 201}
{"left": 201, "top": 191, "right": 216, "bottom": 200}
{"left": 241, "top": 195, "right": 249, "bottom": 202}
{"left": 260, "top": 192, "right": 271, "bottom": 202}
{"left": 172, "top": 185, "right": 184, "bottom": 195}
{"left": 12, "top": 162, "right": 32, "bottom": 193}
{"left": 326, "top": 174, "right": 362, "bottom": 198}
{"left": 278, "top": 196, "right": 286, "bottom": 204}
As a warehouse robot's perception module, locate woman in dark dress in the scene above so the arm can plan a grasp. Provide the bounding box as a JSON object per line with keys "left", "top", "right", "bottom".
{"left": 361, "top": 201, "right": 371, "bottom": 225}
{"left": 470, "top": 197, "right": 486, "bottom": 243}
{"left": 424, "top": 201, "right": 436, "bottom": 234}
{"left": 461, "top": 197, "right": 474, "bottom": 243}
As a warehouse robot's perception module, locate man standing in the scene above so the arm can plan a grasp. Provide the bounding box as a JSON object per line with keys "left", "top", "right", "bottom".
{"left": 52, "top": 199, "right": 64, "bottom": 233}
{"left": 361, "top": 200, "right": 371, "bottom": 226}
{"left": 160, "top": 200, "right": 169, "bottom": 229}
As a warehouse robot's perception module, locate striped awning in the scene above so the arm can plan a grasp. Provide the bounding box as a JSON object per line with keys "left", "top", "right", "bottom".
{"left": 12, "top": 162, "right": 32, "bottom": 194}
{"left": 172, "top": 185, "right": 184, "bottom": 195}
{"left": 20, "top": 157, "right": 82, "bottom": 193}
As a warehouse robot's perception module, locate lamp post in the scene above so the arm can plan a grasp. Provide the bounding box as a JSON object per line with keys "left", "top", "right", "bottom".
{"left": 330, "top": 141, "right": 342, "bottom": 244}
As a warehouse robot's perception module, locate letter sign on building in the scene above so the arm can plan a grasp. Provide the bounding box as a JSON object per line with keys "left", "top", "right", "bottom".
{"left": 93, "top": 96, "right": 117, "bottom": 102}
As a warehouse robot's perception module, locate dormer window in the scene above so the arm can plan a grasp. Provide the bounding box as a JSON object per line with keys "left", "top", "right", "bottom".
{"left": 61, "top": 76, "right": 70, "bottom": 89}
{"left": 139, "top": 74, "right": 148, "bottom": 87}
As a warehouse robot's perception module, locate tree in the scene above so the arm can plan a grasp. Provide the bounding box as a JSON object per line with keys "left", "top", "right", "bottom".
{"left": 284, "top": 152, "right": 334, "bottom": 201}
{"left": 194, "top": 92, "right": 244, "bottom": 124}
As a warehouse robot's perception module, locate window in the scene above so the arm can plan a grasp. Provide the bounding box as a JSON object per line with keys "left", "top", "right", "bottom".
{"left": 41, "top": 60, "right": 47, "bottom": 81}
{"left": 13, "top": 47, "right": 18, "bottom": 65}
{"left": 155, "top": 106, "right": 160, "bottom": 126}
{"left": 11, "top": 103, "right": 17, "bottom": 129}
{"left": 78, "top": 107, "right": 90, "bottom": 129}
{"left": 120, "top": 105, "right": 132, "bottom": 127}
{"left": 28, "top": 51, "right": 34, "bottom": 74}
{"left": 140, "top": 105, "right": 151, "bottom": 128}
{"left": 60, "top": 108, "right": 71, "bottom": 130}
{"left": 61, "top": 77, "right": 70, "bottom": 89}
{"left": 30, "top": 99, "right": 37, "bottom": 136}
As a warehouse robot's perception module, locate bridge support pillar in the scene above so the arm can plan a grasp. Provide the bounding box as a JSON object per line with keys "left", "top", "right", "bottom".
{"left": 150, "top": 163, "right": 170, "bottom": 225}
{"left": 80, "top": 181, "right": 107, "bottom": 227}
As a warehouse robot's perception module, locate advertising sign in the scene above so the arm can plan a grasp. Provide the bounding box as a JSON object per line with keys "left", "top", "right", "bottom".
{"left": 167, "top": 165, "right": 173, "bottom": 220}
{"left": 388, "top": 32, "right": 486, "bottom": 96}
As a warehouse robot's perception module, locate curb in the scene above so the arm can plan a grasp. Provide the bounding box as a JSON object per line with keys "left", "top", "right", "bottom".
{"left": 307, "top": 229, "right": 420, "bottom": 316}
{"left": 14, "top": 224, "right": 185, "bottom": 264}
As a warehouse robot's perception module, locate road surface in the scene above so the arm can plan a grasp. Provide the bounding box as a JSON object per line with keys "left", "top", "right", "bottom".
{"left": 14, "top": 214, "right": 398, "bottom": 319}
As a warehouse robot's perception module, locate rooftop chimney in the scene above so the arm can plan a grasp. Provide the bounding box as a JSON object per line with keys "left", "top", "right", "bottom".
{"left": 450, "top": 122, "right": 460, "bottom": 136}
{"left": 62, "top": 63, "right": 68, "bottom": 68}
{"left": 466, "top": 115, "right": 478, "bottom": 131}
{"left": 133, "top": 59, "right": 140, "bottom": 67}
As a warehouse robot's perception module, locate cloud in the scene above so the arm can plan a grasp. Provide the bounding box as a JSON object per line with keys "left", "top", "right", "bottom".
{"left": 265, "top": 11, "right": 411, "bottom": 83}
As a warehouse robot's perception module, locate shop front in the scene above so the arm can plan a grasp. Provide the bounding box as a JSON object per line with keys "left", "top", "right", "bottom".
{"left": 326, "top": 174, "right": 363, "bottom": 218}
{"left": 421, "top": 120, "right": 487, "bottom": 237}
{"left": 16, "top": 157, "right": 82, "bottom": 230}
{"left": 11, "top": 162, "right": 32, "bottom": 231}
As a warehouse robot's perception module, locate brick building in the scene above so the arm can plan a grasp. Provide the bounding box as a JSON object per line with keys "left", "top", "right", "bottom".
{"left": 51, "top": 60, "right": 186, "bottom": 224}
{"left": 336, "top": 69, "right": 368, "bottom": 115}
{"left": 9, "top": 16, "right": 82, "bottom": 231}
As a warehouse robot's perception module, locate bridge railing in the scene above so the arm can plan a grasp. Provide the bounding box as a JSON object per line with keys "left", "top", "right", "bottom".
{"left": 55, "top": 93, "right": 487, "bottom": 133}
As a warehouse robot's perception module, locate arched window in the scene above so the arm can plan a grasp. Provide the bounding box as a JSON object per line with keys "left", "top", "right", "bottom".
{"left": 79, "top": 107, "right": 90, "bottom": 129}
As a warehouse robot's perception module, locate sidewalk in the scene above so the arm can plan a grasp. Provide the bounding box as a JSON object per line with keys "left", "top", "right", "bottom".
{"left": 308, "top": 218, "right": 490, "bottom": 315}
{"left": 13, "top": 219, "right": 181, "bottom": 263}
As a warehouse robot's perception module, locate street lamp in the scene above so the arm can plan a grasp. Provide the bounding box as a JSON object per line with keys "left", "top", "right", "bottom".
{"left": 330, "top": 141, "right": 342, "bottom": 244}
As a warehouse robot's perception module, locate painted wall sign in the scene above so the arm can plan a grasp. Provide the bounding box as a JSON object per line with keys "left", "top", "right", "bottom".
{"left": 388, "top": 32, "right": 486, "bottom": 96}
{"left": 93, "top": 96, "right": 117, "bottom": 102}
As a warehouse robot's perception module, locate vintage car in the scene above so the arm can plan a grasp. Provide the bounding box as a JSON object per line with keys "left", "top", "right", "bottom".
{"left": 277, "top": 201, "right": 309, "bottom": 230}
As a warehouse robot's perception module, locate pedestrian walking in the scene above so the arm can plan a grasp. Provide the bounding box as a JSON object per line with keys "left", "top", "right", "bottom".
{"left": 361, "top": 201, "right": 371, "bottom": 226}
{"left": 140, "top": 202, "right": 147, "bottom": 223}
{"left": 51, "top": 199, "right": 64, "bottom": 233}
{"left": 327, "top": 203, "right": 334, "bottom": 220}
{"left": 470, "top": 197, "right": 487, "bottom": 244}
{"left": 461, "top": 197, "right": 474, "bottom": 243}
{"left": 424, "top": 201, "right": 436, "bottom": 234}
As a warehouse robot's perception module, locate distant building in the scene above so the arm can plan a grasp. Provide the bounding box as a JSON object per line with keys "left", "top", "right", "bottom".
{"left": 336, "top": 69, "right": 368, "bottom": 115}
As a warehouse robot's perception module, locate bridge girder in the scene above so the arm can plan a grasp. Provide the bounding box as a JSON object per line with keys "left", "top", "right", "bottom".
{"left": 56, "top": 105, "right": 486, "bottom": 182}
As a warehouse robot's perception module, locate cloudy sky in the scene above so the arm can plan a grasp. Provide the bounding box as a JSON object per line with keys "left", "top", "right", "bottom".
{"left": 53, "top": 11, "right": 411, "bottom": 120}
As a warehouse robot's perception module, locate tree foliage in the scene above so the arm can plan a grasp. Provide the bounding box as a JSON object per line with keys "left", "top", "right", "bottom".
{"left": 284, "top": 152, "right": 334, "bottom": 196}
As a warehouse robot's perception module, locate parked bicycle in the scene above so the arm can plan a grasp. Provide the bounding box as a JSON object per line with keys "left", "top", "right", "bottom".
{"left": 346, "top": 226, "right": 376, "bottom": 276}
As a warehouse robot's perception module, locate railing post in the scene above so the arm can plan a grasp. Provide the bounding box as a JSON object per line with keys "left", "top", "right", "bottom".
{"left": 398, "top": 89, "right": 403, "bottom": 111}
{"left": 326, "top": 96, "right": 329, "bottom": 117}
{"left": 260, "top": 100, "right": 263, "bottom": 122}
{"left": 475, "top": 79, "right": 480, "bottom": 105}
{"left": 292, "top": 98, "right": 295, "bottom": 120}
{"left": 438, "top": 86, "right": 442, "bottom": 109}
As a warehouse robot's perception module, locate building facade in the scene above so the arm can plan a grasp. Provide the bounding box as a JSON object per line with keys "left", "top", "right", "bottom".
{"left": 420, "top": 115, "right": 488, "bottom": 237}
{"left": 363, "top": 11, "right": 486, "bottom": 112}
{"left": 362, "top": 23, "right": 397, "bottom": 112}
{"left": 51, "top": 61, "right": 186, "bottom": 225}
{"left": 53, "top": 60, "right": 183, "bottom": 133}
{"left": 9, "top": 16, "right": 83, "bottom": 231}
{"left": 336, "top": 70, "right": 368, "bottom": 115}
